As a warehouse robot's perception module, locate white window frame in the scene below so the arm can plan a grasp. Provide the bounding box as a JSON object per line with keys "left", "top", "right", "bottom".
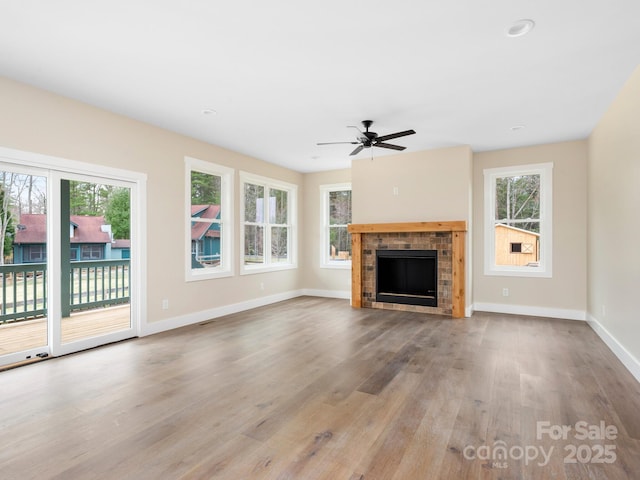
{"left": 240, "top": 171, "right": 297, "bottom": 275}
{"left": 484, "top": 162, "right": 553, "bottom": 278}
{"left": 320, "top": 183, "right": 352, "bottom": 269}
{"left": 185, "top": 157, "right": 234, "bottom": 281}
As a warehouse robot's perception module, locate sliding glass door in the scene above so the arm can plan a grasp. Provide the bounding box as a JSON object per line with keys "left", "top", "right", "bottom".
{"left": 0, "top": 155, "right": 142, "bottom": 368}
{"left": 0, "top": 165, "right": 49, "bottom": 364}
{"left": 55, "top": 174, "right": 135, "bottom": 355}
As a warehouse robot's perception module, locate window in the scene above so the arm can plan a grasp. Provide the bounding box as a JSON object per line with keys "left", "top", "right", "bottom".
{"left": 484, "top": 163, "right": 552, "bottom": 277}
{"left": 320, "top": 183, "right": 352, "bottom": 268}
{"left": 27, "top": 245, "right": 46, "bottom": 262}
{"left": 81, "top": 244, "right": 103, "bottom": 260}
{"left": 185, "top": 157, "right": 234, "bottom": 281}
{"left": 240, "top": 171, "right": 297, "bottom": 273}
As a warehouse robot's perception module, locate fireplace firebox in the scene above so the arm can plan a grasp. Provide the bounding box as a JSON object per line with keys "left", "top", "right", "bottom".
{"left": 376, "top": 250, "right": 437, "bottom": 307}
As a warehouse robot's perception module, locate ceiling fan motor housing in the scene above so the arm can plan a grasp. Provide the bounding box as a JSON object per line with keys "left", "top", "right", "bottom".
{"left": 361, "top": 120, "right": 377, "bottom": 144}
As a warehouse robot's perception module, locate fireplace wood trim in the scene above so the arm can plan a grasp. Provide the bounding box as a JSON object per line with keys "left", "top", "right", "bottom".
{"left": 347, "top": 221, "right": 467, "bottom": 318}
{"left": 348, "top": 221, "right": 466, "bottom": 234}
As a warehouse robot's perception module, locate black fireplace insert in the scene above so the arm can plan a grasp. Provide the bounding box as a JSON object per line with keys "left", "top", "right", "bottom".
{"left": 376, "top": 249, "right": 437, "bottom": 307}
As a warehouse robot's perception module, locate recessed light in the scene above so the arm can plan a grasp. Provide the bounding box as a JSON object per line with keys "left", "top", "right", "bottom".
{"left": 506, "top": 19, "right": 535, "bottom": 38}
{"left": 202, "top": 108, "right": 217, "bottom": 115}
{"left": 511, "top": 125, "right": 525, "bottom": 131}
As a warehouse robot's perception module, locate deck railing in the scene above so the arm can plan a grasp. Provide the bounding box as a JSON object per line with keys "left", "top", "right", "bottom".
{"left": 0, "top": 263, "right": 47, "bottom": 322}
{"left": 0, "top": 259, "right": 130, "bottom": 324}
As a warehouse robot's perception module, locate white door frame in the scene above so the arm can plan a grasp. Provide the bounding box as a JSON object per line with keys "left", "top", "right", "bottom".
{"left": 0, "top": 146, "right": 147, "bottom": 363}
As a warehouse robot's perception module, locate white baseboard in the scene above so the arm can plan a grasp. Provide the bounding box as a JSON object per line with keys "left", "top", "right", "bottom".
{"left": 473, "top": 302, "right": 586, "bottom": 321}
{"left": 141, "top": 290, "right": 305, "bottom": 336}
{"left": 141, "top": 289, "right": 351, "bottom": 337}
{"left": 587, "top": 313, "right": 640, "bottom": 384}
{"left": 301, "top": 289, "right": 351, "bottom": 300}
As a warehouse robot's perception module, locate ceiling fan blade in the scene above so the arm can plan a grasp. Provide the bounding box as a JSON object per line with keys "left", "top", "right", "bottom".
{"left": 348, "top": 125, "right": 368, "bottom": 141}
{"left": 317, "top": 141, "right": 360, "bottom": 145}
{"left": 374, "top": 142, "right": 406, "bottom": 151}
{"left": 349, "top": 144, "right": 365, "bottom": 156}
{"left": 375, "top": 129, "right": 416, "bottom": 143}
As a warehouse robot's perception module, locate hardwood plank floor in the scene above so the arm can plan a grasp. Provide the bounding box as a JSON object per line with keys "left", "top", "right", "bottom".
{"left": 0, "top": 305, "right": 131, "bottom": 356}
{"left": 1, "top": 297, "right": 639, "bottom": 479}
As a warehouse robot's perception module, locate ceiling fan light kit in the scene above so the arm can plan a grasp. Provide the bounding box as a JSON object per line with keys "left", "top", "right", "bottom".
{"left": 317, "top": 120, "right": 416, "bottom": 156}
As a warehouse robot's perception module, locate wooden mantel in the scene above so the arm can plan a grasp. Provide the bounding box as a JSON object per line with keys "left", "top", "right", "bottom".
{"left": 347, "top": 221, "right": 467, "bottom": 318}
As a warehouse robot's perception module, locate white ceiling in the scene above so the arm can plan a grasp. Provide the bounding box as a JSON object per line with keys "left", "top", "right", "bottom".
{"left": 1, "top": 1, "right": 639, "bottom": 173}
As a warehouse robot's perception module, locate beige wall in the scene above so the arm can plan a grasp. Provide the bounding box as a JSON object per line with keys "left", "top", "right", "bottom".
{"left": 472, "top": 141, "right": 588, "bottom": 315}
{"left": 588, "top": 65, "right": 640, "bottom": 362}
{"left": 351, "top": 146, "right": 473, "bottom": 224}
{"left": 351, "top": 146, "right": 473, "bottom": 312}
{"left": 0, "top": 76, "right": 303, "bottom": 327}
{"left": 301, "top": 169, "right": 352, "bottom": 295}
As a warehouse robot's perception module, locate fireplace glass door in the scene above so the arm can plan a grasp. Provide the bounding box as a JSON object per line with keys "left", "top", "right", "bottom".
{"left": 376, "top": 249, "right": 437, "bottom": 307}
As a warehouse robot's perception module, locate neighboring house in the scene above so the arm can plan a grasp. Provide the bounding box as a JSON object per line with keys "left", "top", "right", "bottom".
{"left": 12, "top": 214, "right": 127, "bottom": 263}
{"left": 12, "top": 214, "right": 48, "bottom": 263}
{"left": 110, "top": 239, "right": 131, "bottom": 260}
{"left": 191, "top": 205, "right": 221, "bottom": 268}
{"left": 494, "top": 224, "right": 540, "bottom": 267}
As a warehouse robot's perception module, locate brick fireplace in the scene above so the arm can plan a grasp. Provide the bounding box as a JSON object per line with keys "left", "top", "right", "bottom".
{"left": 347, "top": 221, "right": 467, "bottom": 318}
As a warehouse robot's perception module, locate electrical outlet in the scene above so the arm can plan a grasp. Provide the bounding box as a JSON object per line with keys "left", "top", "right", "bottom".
{"left": 260, "top": 282, "right": 265, "bottom": 291}
{"left": 162, "top": 299, "right": 169, "bottom": 310}
{"left": 602, "top": 305, "right": 606, "bottom": 317}
{"left": 502, "top": 288, "right": 509, "bottom": 297}
{"left": 393, "top": 186, "right": 399, "bottom": 196}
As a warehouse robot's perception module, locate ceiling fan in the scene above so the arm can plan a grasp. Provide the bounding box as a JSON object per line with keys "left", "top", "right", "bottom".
{"left": 317, "top": 120, "right": 416, "bottom": 156}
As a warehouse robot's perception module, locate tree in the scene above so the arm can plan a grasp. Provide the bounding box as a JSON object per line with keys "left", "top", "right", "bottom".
{"left": 0, "top": 171, "right": 42, "bottom": 265}
{"left": 69, "top": 181, "right": 130, "bottom": 238}
{"left": 69, "top": 181, "right": 114, "bottom": 216}
{"left": 495, "top": 174, "right": 540, "bottom": 232}
{"left": 105, "top": 188, "right": 130, "bottom": 239}
{"left": 0, "top": 183, "right": 14, "bottom": 262}
{"left": 243, "top": 183, "right": 263, "bottom": 259}
{"left": 329, "top": 190, "right": 351, "bottom": 253}
{"left": 191, "top": 171, "right": 221, "bottom": 205}
{"left": 243, "top": 182, "right": 261, "bottom": 222}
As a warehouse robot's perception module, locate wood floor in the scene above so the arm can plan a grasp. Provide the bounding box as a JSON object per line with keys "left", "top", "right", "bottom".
{"left": 1, "top": 297, "right": 639, "bottom": 479}
{"left": 0, "top": 305, "right": 131, "bottom": 356}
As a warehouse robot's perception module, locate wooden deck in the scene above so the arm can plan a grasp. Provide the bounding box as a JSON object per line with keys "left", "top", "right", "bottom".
{"left": 0, "top": 305, "right": 131, "bottom": 356}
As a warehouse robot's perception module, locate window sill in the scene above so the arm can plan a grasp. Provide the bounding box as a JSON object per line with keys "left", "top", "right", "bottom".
{"left": 240, "top": 263, "right": 297, "bottom": 275}
{"left": 186, "top": 269, "right": 233, "bottom": 282}
{"left": 484, "top": 266, "right": 552, "bottom": 278}
{"left": 320, "top": 262, "right": 352, "bottom": 270}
